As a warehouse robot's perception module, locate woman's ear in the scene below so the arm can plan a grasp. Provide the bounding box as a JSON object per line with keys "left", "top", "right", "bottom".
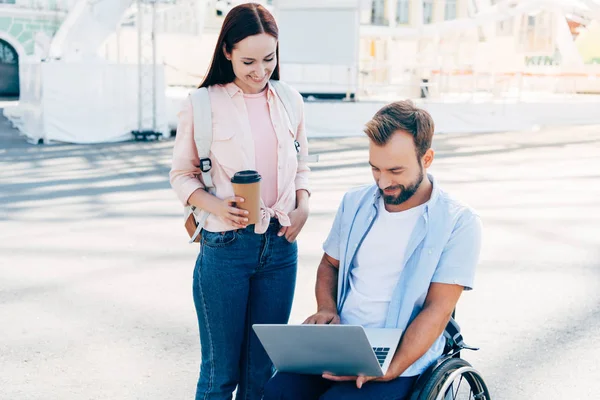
{"left": 223, "top": 44, "right": 231, "bottom": 61}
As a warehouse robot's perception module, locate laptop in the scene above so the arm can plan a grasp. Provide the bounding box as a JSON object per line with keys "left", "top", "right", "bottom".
{"left": 252, "top": 324, "right": 402, "bottom": 377}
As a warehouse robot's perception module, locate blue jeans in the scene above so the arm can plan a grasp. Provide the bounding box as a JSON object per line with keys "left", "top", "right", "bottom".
{"left": 263, "top": 372, "right": 418, "bottom": 400}
{"left": 193, "top": 221, "right": 298, "bottom": 400}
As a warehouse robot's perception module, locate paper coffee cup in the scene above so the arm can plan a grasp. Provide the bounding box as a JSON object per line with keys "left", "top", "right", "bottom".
{"left": 231, "top": 170, "right": 262, "bottom": 225}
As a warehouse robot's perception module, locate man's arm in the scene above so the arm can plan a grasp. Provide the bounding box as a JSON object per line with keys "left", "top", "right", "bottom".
{"left": 304, "top": 192, "right": 346, "bottom": 324}
{"left": 374, "top": 213, "right": 482, "bottom": 381}
{"left": 303, "top": 253, "right": 340, "bottom": 324}
{"left": 323, "top": 283, "right": 463, "bottom": 387}
{"left": 385, "top": 283, "right": 463, "bottom": 377}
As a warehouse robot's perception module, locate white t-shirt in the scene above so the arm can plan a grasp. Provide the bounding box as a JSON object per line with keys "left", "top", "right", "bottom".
{"left": 340, "top": 198, "right": 426, "bottom": 328}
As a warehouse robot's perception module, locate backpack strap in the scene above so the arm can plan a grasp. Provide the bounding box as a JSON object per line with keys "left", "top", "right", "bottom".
{"left": 271, "top": 80, "right": 319, "bottom": 162}
{"left": 187, "top": 87, "right": 214, "bottom": 243}
{"left": 271, "top": 80, "right": 319, "bottom": 163}
{"left": 270, "top": 80, "right": 299, "bottom": 136}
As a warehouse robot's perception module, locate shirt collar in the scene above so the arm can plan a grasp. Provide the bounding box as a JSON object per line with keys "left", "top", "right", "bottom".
{"left": 427, "top": 173, "right": 440, "bottom": 208}
{"left": 224, "top": 82, "right": 241, "bottom": 97}
{"left": 224, "top": 81, "right": 275, "bottom": 100}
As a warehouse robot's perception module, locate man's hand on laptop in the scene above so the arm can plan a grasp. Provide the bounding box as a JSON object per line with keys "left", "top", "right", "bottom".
{"left": 302, "top": 308, "right": 340, "bottom": 325}
{"left": 321, "top": 371, "right": 397, "bottom": 389}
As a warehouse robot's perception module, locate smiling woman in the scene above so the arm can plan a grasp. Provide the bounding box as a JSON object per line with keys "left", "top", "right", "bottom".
{"left": 169, "top": 3, "right": 310, "bottom": 400}
{"left": 199, "top": 2, "right": 280, "bottom": 91}
{"left": 0, "top": 39, "right": 19, "bottom": 98}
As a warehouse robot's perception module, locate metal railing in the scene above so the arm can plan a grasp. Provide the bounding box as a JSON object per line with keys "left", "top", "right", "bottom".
{"left": 356, "top": 61, "right": 600, "bottom": 101}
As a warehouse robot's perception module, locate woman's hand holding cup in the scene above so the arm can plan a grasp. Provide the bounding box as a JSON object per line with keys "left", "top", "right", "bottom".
{"left": 218, "top": 196, "right": 249, "bottom": 229}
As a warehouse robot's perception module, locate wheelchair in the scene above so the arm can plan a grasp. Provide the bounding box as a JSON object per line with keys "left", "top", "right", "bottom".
{"left": 408, "top": 317, "right": 491, "bottom": 400}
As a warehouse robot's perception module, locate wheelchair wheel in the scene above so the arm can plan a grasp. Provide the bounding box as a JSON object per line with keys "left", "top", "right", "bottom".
{"left": 415, "top": 357, "right": 490, "bottom": 400}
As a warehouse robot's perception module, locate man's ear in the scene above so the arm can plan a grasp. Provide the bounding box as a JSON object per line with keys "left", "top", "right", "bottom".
{"left": 422, "top": 148, "right": 435, "bottom": 169}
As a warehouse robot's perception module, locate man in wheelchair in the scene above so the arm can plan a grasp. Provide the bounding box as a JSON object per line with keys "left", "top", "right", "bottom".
{"left": 263, "top": 101, "right": 484, "bottom": 400}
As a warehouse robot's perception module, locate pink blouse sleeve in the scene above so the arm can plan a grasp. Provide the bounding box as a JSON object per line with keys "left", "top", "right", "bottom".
{"left": 169, "top": 98, "right": 205, "bottom": 206}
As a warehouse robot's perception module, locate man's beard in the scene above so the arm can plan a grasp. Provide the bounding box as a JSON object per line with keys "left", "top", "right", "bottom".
{"left": 379, "top": 167, "right": 424, "bottom": 205}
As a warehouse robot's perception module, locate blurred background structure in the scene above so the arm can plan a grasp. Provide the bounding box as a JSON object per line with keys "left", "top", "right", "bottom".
{"left": 1, "top": 0, "right": 600, "bottom": 143}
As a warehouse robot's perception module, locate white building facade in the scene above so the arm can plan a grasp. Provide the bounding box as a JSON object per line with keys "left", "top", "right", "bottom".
{"left": 0, "top": 0, "right": 78, "bottom": 96}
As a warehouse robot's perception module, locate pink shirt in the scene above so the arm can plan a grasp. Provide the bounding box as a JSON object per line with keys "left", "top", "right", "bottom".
{"left": 169, "top": 81, "right": 310, "bottom": 234}
{"left": 243, "top": 89, "right": 278, "bottom": 208}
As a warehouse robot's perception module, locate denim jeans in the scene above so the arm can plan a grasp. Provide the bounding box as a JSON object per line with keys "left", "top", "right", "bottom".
{"left": 193, "top": 220, "right": 298, "bottom": 400}
{"left": 263, "top": 372, "right": 418, "bottom": 400}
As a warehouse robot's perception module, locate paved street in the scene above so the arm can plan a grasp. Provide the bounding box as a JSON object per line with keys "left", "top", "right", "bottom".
{"left": 1, "top": 107, "right": 599, "bottom": 400}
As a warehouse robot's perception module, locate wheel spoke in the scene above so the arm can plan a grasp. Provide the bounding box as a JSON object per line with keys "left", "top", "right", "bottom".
{"left": 453, "top": 375, "right": 464, "bottom": 399}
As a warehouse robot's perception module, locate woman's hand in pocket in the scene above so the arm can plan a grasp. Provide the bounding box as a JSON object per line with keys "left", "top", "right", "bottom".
{"left": 278, "top": 203, "right": 308, "bottom": 243}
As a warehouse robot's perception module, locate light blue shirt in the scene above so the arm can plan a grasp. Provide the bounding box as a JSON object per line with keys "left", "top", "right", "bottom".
{"left": 323, "top": 175, "right": 483, "bottom": 377}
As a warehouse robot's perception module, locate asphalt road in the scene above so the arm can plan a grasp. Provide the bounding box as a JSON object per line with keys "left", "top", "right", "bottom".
{"left": 1, "top": 110, "right": 599, "bottom": 400}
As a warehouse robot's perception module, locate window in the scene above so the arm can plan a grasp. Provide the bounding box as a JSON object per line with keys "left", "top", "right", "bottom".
{"left": 0, "top": 40, "right": 17, "bottom": 64}
{"left": 444, "top": 0, "right": 457, "bottom": 21}
{"left": 423, "top": 0, "right": 433, "bottom": 24}
{"left": 497, "top": 19, "right": 514, "bottom": 36}
{"left": 397, "top": 0, "right": 410, "bottom": 25}
{"left": 371, "top": 0, "right": 388, "bottom": 26}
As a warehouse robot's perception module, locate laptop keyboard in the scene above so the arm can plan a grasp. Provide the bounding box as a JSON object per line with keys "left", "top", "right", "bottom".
{"left": 372, "top": 347, "right": 390, "bottom": 367}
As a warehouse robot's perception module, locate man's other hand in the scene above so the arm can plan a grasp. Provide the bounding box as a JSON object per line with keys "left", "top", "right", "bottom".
{"left": 322, "top": 372, "right": 397, "bottom": 388}
{"left": 303, "top": 309, "right": 340, "bottom": 325}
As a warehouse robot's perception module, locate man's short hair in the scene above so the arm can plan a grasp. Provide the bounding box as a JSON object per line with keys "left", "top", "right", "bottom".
{"left": 364, "top": 100, "right": 435, "bottom": 158}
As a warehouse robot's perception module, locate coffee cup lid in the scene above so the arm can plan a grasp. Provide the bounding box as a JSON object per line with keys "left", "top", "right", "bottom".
{"left": 231, "top": 170, "right": 262, "bottom": 184}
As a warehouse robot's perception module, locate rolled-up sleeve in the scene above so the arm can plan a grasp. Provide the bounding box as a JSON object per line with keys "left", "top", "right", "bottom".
{"left": 294, "top": 94, "right": 311, "bottom": 195}
{"left": 432, "top": 212, "right": 483, "bottom": 291}
{"left": 322, "top": 194, "right": 346, "bottom": 261}
{"left": 169, "top": 98, "right": 205, "bottom": 206}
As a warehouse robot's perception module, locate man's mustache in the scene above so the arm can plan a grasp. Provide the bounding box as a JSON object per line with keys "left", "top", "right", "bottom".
{"left": 381, "top": 185, "right": 403, "bottom": 192}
